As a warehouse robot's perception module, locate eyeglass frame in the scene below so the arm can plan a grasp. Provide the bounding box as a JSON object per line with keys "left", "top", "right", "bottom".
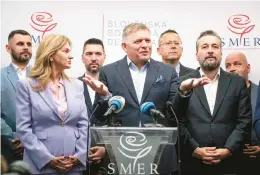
{"left": 159, "top": 40, "right": 182, "bottom": 47}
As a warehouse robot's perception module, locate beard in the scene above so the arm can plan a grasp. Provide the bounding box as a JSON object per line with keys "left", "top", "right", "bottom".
{"left": 11, "top": 49, "right": 31, "bottom": 63}
{"left": 199, "top": 57, "right": 220, "bottom": 71}
{"left": 87, "top": 65, "right": 100, "bottom": 75}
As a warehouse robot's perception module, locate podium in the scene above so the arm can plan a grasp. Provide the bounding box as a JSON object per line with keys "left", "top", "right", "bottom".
{"left": 90, "top": 126, "right": 178, "bottom": 175}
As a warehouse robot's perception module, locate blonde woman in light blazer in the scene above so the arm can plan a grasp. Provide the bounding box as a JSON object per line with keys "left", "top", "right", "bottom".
{"left": 16, "top": 34, "right": 89, "bottom": 175}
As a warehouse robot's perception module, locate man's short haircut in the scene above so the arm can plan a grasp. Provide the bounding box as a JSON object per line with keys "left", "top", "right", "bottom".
{"left": 82, "top": 38, "right": 105, "bottom": 54}
{"left": 122, "top": 23, "right": 150, "bottom": 43}
{"left": 196, "top": 30, "right": 222, "bottom": 52}
{"left": 158, "top": 29, "right": 179, "bottom": 45}
{"left": 8, "top": 29, "right": 31, "bottom": 42}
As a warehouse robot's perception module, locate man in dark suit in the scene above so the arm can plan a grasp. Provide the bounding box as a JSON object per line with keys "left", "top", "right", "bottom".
{"left": 179, "top": 30, "right": 252, "bottom": 175}
{"left": 254, "top": 82, "right": 260, "bottom": 141}
{"left": 157, "top": 29, "right": 194, "bottom": 77}
{"left": 1, "top": 30, "right": 32, "bottom": 164}
{"left": 78, "top": 38, "right": 107, "bottom": 175}
{"left": 225, "top": 51, "right": 259, "bottom": 175}
{"left": 83, "top": 23, "right": 208, "bottom": 175}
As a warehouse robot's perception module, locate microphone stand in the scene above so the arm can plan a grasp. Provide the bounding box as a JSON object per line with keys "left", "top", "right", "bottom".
{"left": 167, "top": 104, "right": 181, "bottom": 175}
{"left": 107, "top": 113, "right": 121, "bottom": 127}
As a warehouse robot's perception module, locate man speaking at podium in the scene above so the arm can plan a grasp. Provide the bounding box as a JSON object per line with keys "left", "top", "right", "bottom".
{"left": 83, "top": 23, "right": 207, "bottom": 175}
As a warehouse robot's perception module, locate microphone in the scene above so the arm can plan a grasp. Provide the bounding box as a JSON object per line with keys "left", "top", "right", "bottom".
{"left": 166, "top": 101, "right": 178, "bottom": 125}
{"left": 140, "top": 102, "right": 165, "bottom": 119}
{"left": 89, "top": 96, "right": 111, "bottom": 124}
{"left": 103, "top": 96, "right": 125, "bottom": 117}
{"left": 4, "top": 160, "right": 31, "bottom": 175}
{"left": 166, "top": 101, "right": 181, "bottom": 175}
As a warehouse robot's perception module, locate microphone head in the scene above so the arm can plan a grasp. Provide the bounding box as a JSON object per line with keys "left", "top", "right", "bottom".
{"left": 166, "top": 101, "right": 173, "bottom": 109}
{"left": 108, "top": 96, "right": 125, "bottom": 113}
{"left": 97, "top": 95, "right": 111, "bottom": 105}
{"left": 8, "top": 160, "right": 31, "bottom": 175}
{"left": 140, "top": 102, "right": 156, "bottom": 114}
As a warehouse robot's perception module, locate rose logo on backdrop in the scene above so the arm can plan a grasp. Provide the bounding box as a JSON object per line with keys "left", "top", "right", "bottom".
{"left": 118, "top": 132, "right": 152, "bottom": 173}
{"left": 30, "top": 12, "right": 57, "bottom": 39}
{"left": 227, "top": 14, "right": 255, "bottom": 45}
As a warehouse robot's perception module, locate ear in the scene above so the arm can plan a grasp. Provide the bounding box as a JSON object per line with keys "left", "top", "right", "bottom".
{"left": 247, "top": 63, "right": 251, "bottom": 73}
{"left": 195, "top": 52, "right": 199, "bottom": 61}
{"left": 157, "top": 47, "right": 161, "bottom": 56}
{"left": 6, "top": 44, "right": 11, "bottom": 54}
{"left": 121, "top": 43, "right": 127, "bottom": 52}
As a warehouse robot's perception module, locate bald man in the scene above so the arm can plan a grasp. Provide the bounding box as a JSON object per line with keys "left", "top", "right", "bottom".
{"left": 225, "top": 51, "right": 259, "bottom": 175}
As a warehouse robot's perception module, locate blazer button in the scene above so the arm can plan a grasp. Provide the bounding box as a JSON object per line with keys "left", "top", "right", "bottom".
{"left": 60, "top": 122, "right": 64, "bottom": 127}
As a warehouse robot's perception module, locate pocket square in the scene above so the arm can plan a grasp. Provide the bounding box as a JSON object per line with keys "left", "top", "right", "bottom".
{"left": 155, "top": 75, "right": 164, "bottom": 84}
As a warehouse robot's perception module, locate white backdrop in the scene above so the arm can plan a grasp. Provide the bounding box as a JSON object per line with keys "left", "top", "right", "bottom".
{"left": 1, "top": 1, "right": 260, "bottom": 83}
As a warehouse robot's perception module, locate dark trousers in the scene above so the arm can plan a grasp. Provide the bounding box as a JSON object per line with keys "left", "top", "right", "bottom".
{"left": 237, "top": 156, "right": 260, "bottom": 175}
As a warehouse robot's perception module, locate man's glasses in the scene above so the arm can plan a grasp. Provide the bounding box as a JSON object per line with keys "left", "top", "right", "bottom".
{"left": 160, "top": 41, "right": 182, "bottom": 47}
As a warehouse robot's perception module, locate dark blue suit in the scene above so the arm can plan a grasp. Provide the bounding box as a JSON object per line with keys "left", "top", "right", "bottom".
{"left": 254, "top": 82, "right": 260, "bottom": 141}
{"left": 93, "top": 56, "right": 180, "bottom": 174}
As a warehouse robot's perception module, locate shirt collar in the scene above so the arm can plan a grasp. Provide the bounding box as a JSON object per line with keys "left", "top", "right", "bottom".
{"left": 175, "top": 62, "right": 180, "bottom": 74}
{"left": 127, "top": 56, "right": 150, "bottom": 72}
{"left": 49, "top": 77, "right": 64, "bottom": 88}
{"left": 12, "top": 63, "right": 28, "bottom": 72}
{"left": 199, "top": 68, "right": 220, "bottom": 80}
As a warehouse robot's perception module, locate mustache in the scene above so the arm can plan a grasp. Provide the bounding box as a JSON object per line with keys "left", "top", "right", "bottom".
{"left": 205, "top": 55, "right": 216, "bottom": 59}
{"left": 21, "top": 51, "right": 31, "bottom": 55}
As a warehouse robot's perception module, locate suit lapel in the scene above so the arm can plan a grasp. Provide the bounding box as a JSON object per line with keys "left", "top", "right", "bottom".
{"left": 212, "top": 69, "right": 231, "bottom": 118}
{"left": 63, "top": 78, "right": 74, "bottom": 120}
{"left": 78, "top": 76, "right": 93, "bottom": 113}
{"left": 6, "top": 64, "right": 19, "bottom": 91}
{"left": 179, "top": 64, "right": 185, "bottom": 77}
{"left": 141, "top": 60, "right": 159, "bottom": 104}
{"left": 38, "top": 83, "right": 60, "bottom": 118}
{"left": 192, "top": 69, "right": 211, "bottom": 116}
{"left": 116, "top": 57, "right": 139, "bottom": 104}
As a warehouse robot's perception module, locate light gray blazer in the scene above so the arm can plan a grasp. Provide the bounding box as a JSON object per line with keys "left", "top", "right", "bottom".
{"left": 16, "top": 77, "right": 89, "bottom": 174}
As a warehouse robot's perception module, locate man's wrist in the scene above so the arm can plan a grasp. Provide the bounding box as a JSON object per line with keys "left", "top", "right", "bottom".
{"left": 178, "top": 86, "right": 191, "bottom": 96}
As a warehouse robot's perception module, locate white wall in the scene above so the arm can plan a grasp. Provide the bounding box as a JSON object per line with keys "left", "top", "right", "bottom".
{"left": 1, "top": 1, "right": 259, "bottom": 83}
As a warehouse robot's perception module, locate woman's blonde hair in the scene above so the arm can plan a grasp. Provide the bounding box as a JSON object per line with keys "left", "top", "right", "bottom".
{"left": 30, "top": 34, "right": 71, "bottom": 91}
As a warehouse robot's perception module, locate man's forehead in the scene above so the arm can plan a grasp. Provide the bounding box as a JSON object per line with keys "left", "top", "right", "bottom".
{"left": 10, "top": 34, "right": 31, "bottom": 43}
{"left": 199, "top": 35, "right": 220, "bottom": 44}
{"left": 84, "top": 44, "right": 103, "bottom": 52}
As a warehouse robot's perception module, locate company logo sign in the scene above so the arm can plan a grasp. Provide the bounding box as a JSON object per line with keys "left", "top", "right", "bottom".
{"left": 227, "top": 14, "right": 255, "bottom": 45}
{"left": 222, "top": 14, "right": 259, "bottom": 50}
{"left": 30, "top": 12, "right": 57, "bottom": 44}
{"left": 108, "top": 132, "right": 159, "bottom": 174}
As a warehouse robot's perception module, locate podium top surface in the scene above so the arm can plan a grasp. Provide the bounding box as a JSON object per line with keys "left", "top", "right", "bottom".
{"left": 90, "top": 127, "right": 178, "bottom": 131}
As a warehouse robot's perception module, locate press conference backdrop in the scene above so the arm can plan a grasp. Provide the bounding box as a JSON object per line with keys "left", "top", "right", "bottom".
{"left": 1, "top": 1, "right": 260, "bottom": 83}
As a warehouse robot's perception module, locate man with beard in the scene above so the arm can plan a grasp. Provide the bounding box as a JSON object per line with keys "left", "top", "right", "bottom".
{"left": 157, "top": 29, "right": 194, "bottom": 77}
{"left": 225, "top": 51, "right": 259, "bottom": 175}
{"left": 78, "top": 38, "right": 106, "bottom": 175}
{"left": 1, "top": 30, "right": 32, "bottom": 164}
{"left": 179, "top": 30, "right": 252, "bottom": 175}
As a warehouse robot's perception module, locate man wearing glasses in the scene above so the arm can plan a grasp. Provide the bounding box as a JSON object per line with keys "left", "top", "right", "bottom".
{"left": 157, "top": 29, "right": 194, "bottom": 77}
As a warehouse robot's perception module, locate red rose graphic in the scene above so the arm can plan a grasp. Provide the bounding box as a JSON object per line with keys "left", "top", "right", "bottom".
{"left": 30, "top": 12, "right": 57, "bottom": 39}
{"left": 227, "top": 14, "right": 255, "bottom": 44}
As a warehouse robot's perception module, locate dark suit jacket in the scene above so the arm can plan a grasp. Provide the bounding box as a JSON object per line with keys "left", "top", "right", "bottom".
{"left": 179, "top": 68, "right": 252, "bottom": 174}
{"left": 78, "top": 75, "right": 93, "bottom": 115}
{"left": 254, "top": 81, "right": 260, "bottom": 141}
{"left": 93, "top": 56, "right": 181, "bottom": 173}
{"left": 179, "top": 63, "right": 195, "bottom": 77}
{"left": 94, "top": 56, "right": 180, "bottom": 126}
{"left": 250, "top": 82, "right": 260, "bottom": 145}
{"left": 78, "top": 75, "right": 110, "bottom": 175}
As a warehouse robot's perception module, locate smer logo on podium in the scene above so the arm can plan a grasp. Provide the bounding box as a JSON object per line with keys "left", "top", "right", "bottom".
{"left": 108, "top": 132, "right": 159, "bottom": 175}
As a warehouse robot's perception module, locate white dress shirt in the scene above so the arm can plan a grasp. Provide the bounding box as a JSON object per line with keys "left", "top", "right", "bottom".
{"left": 127, "top": 57, "right": 149, "bottom": 104}
{"left": 12, "top": 63, "right": 28, "bottom": 80}
{"left": 174, "top": 62, "right": 180, "bottom": 77}
{"left": 200, "top": 68, "right": 220, "bottom": 115}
